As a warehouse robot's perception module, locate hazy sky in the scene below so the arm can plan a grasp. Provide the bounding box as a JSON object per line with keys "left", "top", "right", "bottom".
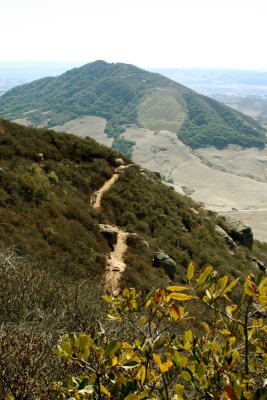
{"left": 1, "top": 0, "right": 267, "bottom": 70}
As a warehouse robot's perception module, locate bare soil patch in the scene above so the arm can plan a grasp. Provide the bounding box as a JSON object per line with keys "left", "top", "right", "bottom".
{"left": 123, "top": 127, "right": 267, "bottom": 242}
{"left": 52, "top": 116, "right": 113, "bottom": 146}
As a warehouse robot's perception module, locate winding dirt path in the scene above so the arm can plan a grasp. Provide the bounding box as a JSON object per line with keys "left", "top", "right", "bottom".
{"left": 92, "top": 164, "right": 132, "bottom": 293}
{"left": 93, "top": 173, "right": 120, "bottom": 209}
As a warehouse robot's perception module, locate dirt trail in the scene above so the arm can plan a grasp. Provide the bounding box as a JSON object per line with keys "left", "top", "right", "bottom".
{"left": 93, "top": 173, "right": 120, "bottom": 209}
{"left": 104, "top": 229, "right": 129, "bottom": 294}
{"left": 92, "top": 164, "right": 132, "bottom": 293}
{"left": 93, "top": 165, "right": 132, "bottom": 209}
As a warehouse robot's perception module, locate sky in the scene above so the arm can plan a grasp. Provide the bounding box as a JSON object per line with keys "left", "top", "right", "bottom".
{"left": 1, "top": 0, "right": 267, "bottom": 70}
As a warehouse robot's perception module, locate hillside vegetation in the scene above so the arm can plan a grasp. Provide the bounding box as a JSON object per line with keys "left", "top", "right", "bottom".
{"left": 0, "top": 60, "right": 266, "bottom": 150}
{"left": 0, "top": 120, "right": 267, "bottom": 398}
{"left": 1, "top": 119, "right": 266, "bottom": 284}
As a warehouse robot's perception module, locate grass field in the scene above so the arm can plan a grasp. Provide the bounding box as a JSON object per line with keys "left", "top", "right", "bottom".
{"left": 137, "top": 87, "right": 186, "bottom": 132}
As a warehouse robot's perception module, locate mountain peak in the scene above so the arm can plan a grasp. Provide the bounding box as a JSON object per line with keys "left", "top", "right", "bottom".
{"left": 0, "top": 61, "right": 265, "bottom": 150}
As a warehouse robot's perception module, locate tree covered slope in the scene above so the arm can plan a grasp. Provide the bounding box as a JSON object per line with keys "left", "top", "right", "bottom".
{"left": 0, "top": 60, "right": 266, "bottom": 149}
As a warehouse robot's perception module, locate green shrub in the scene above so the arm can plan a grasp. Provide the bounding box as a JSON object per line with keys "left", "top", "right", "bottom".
{"left": 53, "top": 264, "right": 267, "bottom": 399}
{"left": 18, "top": 163, "right": 54, "bottom": 204}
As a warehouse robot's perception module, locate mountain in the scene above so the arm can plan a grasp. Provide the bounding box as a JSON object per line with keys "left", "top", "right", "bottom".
{"left": 0, "top": 60, "right": 266, "bottom": 150}
{"left": 2, "top": 61, "right": 267, "bottom": 243}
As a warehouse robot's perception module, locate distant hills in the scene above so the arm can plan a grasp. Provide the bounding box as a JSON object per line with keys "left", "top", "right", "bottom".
{"left": 0, "top": 60, "right": 266, "bottom": 150}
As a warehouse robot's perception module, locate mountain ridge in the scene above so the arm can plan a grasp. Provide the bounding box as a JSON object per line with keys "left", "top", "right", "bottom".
{"left": 0, "top": 60, "right": 265, "bottom": 150}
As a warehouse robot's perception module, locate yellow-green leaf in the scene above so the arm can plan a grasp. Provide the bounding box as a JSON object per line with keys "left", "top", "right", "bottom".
{"left": 100, "top": 384, "right": 111, "bottom": 397}
{"left": 185, "top": 330, "right": 193, "bottom": 342}
{"left": 172, "top": 351, "right": 187, "bottom": 368}
{"left": 203, "top": 322, "right": 211, "bottom": 334}
{"left": 224, "top": 278, "right": 239, "bottom": 294}
{"left": 258, "top": 276, "right": 267, "bottom": 290}
{"left": 167, "top": 285, "right": 188, "bottom": 292}
{"left": 140, "top": 316, "right": 147, "bottom": 326}
{"left": 104, "top": 340, "right": 119, "bottom": 357}
{"left": 122, "top": 342, "right": 132, "bottom": 349}
{"left": 112, "top": 356, "right": 118, "bottom": 366}
{"left": 160, "top": 360, "right": 173, "bottom": 374}
{"left": 153, "top": 353, "right": 161, "bottom": 367}
{"left": 258, "top": 295, "right": 267, "bottom": 305}
{"left": 244, "top": 279, "right": 256, "bottom": 297}
{"left": 166, "top": 293, "right": 194, "bottom": 302}
{"left": 226, "top": 304, "right": 237, "bottom": 316}
{"left": 102, "top": 295, "right": 113, "bottom": 304}
{"left": 145, "top": 299, "right": 152, "bottom": 308}
{"left": 230, "top": 349, "right": 240, "bottom": 368}
{"left": 218, "top": 329, "right": 231, "bottom": 335}
{"left": 187, "top": 262, "right": 194, "bottom": 282}
{"left": 197, "top": 363, "right": 206, "bottom": 378}
{"left": 137, "top": 365, "right": 146, "bottom": 385}
{"left": 181, "top": 370, "right": 192, "bottom": 382}
{"left": 124, "top": 395, "right": 141, "bottom": 400}
{"left": 216, "top": 275, "right": 229, "bottom": 291}
{"left": 174, "top": 384, "right": 185, "bottom": 400}
{"left": 196, "top": 266, "right": 213, "bottom": 287}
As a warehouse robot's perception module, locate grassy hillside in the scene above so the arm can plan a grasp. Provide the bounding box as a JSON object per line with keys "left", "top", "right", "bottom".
{"left": 0, "top": 119, "right": 120, "bottom": 277}
{"left": 0, "top": 61, "right": 266, "bottom": 150}
{"left": 0, "top": 119, "right": 266, "bottom": 286}
{"left": 1, "top": 120, "right": 267, "bottom": 397}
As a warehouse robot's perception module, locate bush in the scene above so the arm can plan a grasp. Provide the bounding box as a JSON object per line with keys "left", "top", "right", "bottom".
{"left": 18, "top": 163, "right": 56, "bottom": 204}
{"left": 53, "top": 264, "right": 267, "bottom": 399}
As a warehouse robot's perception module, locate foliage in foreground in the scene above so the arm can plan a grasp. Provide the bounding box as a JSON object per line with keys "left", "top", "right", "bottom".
{"left": 54, "top": 264, "right": 267, "bottom": 400}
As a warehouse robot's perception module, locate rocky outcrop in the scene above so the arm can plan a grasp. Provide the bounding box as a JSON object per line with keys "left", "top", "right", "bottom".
{"left": 99, "top": 224, "right": 118, "bottom": 249}
{"left": 152, "top": 251, "right": 176, "bottom": 279}
{"left": 215, "top": 225, "right": 236, "bottom": 249}
{"left": 220, "top": 215, "right": 253, "bottom": 249}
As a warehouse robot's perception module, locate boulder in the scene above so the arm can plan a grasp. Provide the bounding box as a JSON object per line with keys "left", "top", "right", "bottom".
{"left": 99, "top": 224, "right": 118, "bottom": 249}
{"left": 181, "top": 186, "right": 195, "bottom": 196}
{"left": 151, "top": 171, "right": 161, "bottom": 180}
{"left": 36, "top": 152, "right": 44, "bottom": 162}
{"left": 126, "top": 233, "right": 149, "bottom": 250}
{"left": 190, "top": 207, "right": 199, "bottom": 215}
{"left": 115, "top": 158, "right": 124, "bottom": 166}
{"left": 152, "top": 251, "right": 176, "bottom": 279}
{"left": 215, "top": 225, "right": 236, "bottom": 249}
{"left": 256, "top": 260, "right": 267, "bottom": 274}
{"left": 220, "top": 215, "right": 253, "bottom": 249}
{"left": 251, "top": 257, "right": 267, "bottom": 274}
